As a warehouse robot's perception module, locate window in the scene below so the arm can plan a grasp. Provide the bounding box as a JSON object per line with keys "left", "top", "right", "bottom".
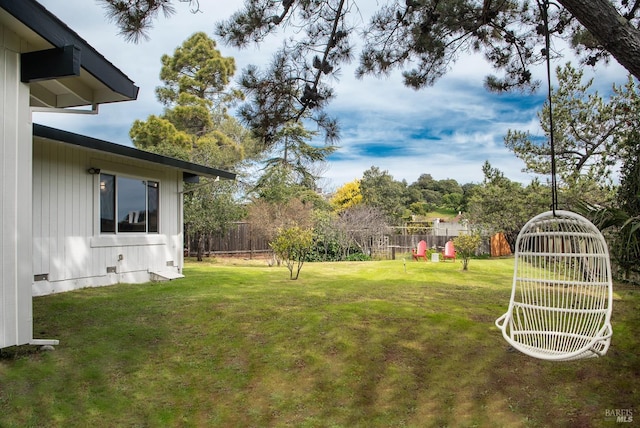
{"left": 100, "top": 173, "right": 159, "bottom": 234}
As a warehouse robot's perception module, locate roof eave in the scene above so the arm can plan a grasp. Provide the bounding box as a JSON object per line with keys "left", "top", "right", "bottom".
{"left": 33, "top": 124, "right": 236, "bottom": 181}
{"left": 0, "top": 0, "right": 139, "bottom": 103}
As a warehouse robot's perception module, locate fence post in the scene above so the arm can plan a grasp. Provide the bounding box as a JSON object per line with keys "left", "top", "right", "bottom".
{"left": 249, "top": 223, "right": 253, "bottom": 259}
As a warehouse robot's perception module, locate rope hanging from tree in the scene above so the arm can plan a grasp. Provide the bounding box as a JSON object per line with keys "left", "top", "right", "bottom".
{"left": 540, "top": 0, "right": 558, "bottom": 214}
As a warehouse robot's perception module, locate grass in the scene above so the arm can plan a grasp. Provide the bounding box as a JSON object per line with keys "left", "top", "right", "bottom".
{"left": 1, "top": 257, "right": 638, "bottom": 427}
{"left": 426, "top": 208, "right": 459, "bottom": 220}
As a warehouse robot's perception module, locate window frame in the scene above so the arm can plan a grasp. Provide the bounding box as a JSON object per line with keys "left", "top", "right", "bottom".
{"left": 98, "top": 171, "right": 160, "bottom": 235}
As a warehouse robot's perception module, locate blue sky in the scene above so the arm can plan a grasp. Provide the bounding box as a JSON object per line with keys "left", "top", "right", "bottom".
{"left": 35, "top": 0, "right": 629, "bottom": 191}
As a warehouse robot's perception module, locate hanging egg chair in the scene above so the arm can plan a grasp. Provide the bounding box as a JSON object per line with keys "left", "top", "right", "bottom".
{"left": 495, "top": 210, "right": 613, "bottom": 361}
{"left": 495, "top": 0, "right": 613, "bottom": 361}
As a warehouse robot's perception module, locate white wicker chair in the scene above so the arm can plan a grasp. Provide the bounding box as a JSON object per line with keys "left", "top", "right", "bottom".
{"left": 495, "top": 210, "right": 613, "bottom": 361}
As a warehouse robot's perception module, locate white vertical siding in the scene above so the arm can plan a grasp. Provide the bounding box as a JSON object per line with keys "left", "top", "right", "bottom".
{"left": 32, "top": 139, "right": 185, "bottom": 295}
{"left": 0, "top": 24, "right": 33, "bottom": 348}
{"left": 176, "top": 177, "right": 185, "bottom": 272}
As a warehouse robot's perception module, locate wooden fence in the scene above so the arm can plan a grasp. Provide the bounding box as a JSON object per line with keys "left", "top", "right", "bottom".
{"left": 187, "top": 222, "right": 494, "bottom": 260}
{"left": 377, "top": 235, "right": 492, "bottom": 259}
{"left": 185, "top": 222, "right": 271, "bottom": 258}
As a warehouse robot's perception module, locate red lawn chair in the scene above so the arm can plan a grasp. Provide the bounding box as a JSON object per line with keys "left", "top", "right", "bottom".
{"left": 412, "top": 240, "right": 428, "bottom": 261}
{"left": 442, "top": 240, "right": 456, "bottom": 262}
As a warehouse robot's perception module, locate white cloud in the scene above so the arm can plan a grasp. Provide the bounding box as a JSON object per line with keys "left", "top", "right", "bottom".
{"left": 35, "top": 0, "right": 629, "bottom": 191}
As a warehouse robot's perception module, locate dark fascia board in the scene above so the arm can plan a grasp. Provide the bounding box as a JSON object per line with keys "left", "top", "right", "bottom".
{"left": 0, "top": 0, "right": 139, "bottom": 101}
{"left": 21, "top": 45, "right": 81, "bottom": 82}
{"left": 33, "top": 124, "right": 236, "bottom": 181}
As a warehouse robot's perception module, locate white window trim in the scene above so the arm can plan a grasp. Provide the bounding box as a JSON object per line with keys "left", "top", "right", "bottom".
{"left": 90, "top": 234, "right": 167, "bottom": 248}
{"left": 94, "top": 169, "right": 161, "bottom": 238}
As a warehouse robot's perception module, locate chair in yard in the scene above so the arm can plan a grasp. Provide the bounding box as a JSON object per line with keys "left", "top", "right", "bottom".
{"left": 442, "top": 240, "right": 456, "bottom": 262}
{"left": 495, "top": 210, "right": 613, "bottom": 361}
{"left": 412, "top": 240, "right": 428, "bottom": 261}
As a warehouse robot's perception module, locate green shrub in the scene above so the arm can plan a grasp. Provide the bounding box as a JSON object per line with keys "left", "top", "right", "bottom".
{"left": 345, "top": 253, "right": 372, "bottom": 261}
{"left": 453, "top": 233, "right": 483, "bottom": 270}
{"left": 270, "top": 226, "right": 313, "bottom": 279}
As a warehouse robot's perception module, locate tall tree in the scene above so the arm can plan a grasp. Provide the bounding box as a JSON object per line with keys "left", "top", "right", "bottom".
{"left": 129, "top": 114, "right": 191, "bottom": 159}
{"left": 505, "top": 63, "right": 639, "bottom": 206}
{"left": 614, "top": 138, "right": 640, "bottom": 279}
{"left": 130, "top": 33, "right": 254, "bottom": 260}
{"left": 330, "top": 179, "right": 363, "bottom": 212}
{"left": 156, "top": 32, "right": 243, "bottom": 112}
{"left": 130, "top": 32, "right": 252, "bottom": 168}
{"left": 235, "top": 55, "right": 339, "bottom": 201}
{"left": 360, "top": 166, "right": 407, "bottom": 222}
{"left": 505, "top": 64, "right": 630, "bottom": 182}
{"left": 583, "top": 124, "right": 640, "bottom": 282}
{"left": 101, "top": 1, "right": 640, "bottom": 174}
{"left": 101, "top": 1, "right": 640, "bottom": 94}
{"left": 256, "top": 121, "right": 337, "bottom": 193}
{"left": 467, "top": 161, "right": 549, "bottom": 250}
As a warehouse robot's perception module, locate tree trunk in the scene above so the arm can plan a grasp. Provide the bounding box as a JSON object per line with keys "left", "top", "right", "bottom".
{"left": 197, "top": 233, "right": 204, "bottom": 262}
{"left": 560, "top": 0, "right": 640, "bottom": 81}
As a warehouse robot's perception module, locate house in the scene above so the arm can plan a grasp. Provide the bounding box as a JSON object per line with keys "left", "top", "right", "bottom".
{"left": 1, "top": 0, "right": 235, "bottom": 349}
{"left": 32, "top": 124, "right": 235, "bottom": 296}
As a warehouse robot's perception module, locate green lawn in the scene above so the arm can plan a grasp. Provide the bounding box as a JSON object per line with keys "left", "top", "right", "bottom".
{"left": 1, "top": 258, "right": 638, "bottom": 427}
{"left": 426, "top": 208, "right": 458, "bottom": 220}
